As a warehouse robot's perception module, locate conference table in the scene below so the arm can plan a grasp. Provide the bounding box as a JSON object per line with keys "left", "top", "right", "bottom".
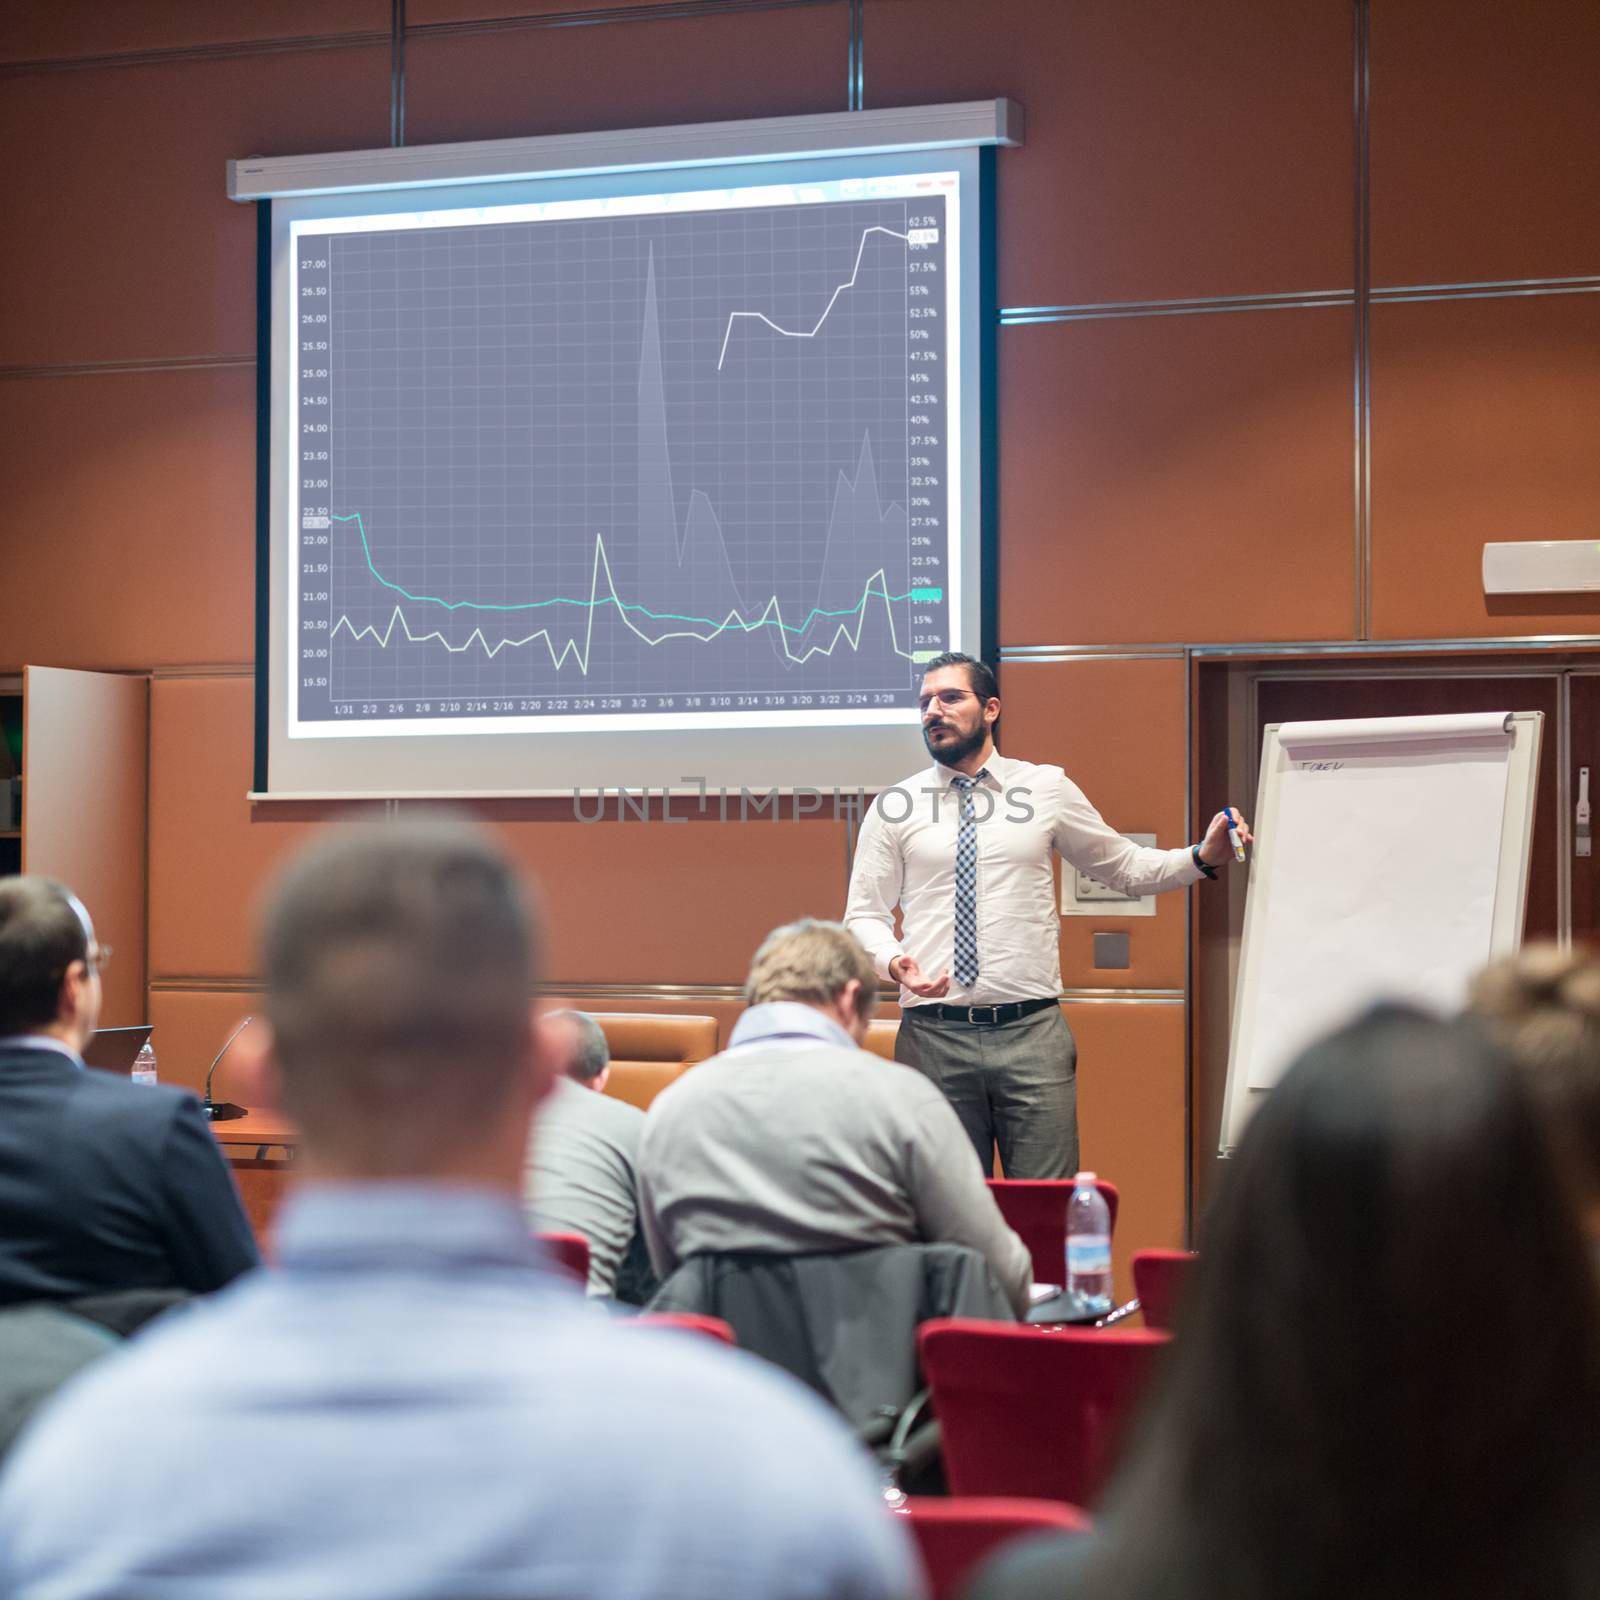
{"left": 209, "top": 1110, "right": 297, "bottom": 1239}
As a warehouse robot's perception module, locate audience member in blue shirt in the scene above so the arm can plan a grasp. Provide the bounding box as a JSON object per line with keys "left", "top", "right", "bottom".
{"left": 0, "top": 819, "right": 920, "bottom": 1600}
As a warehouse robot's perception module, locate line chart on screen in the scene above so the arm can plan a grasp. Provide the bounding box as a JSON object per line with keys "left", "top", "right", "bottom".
{"left": 287, "top": 169, "right": 962, "bottom": 737}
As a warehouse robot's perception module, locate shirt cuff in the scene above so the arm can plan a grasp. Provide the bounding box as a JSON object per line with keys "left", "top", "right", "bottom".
{"left": 876, "top": 946, "right": 907, "bottom": 983}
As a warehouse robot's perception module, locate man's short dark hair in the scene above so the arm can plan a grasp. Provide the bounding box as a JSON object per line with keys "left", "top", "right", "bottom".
{"left": 0, "top": 878, "right": 87, "bottom": 1037}
{"left": 554, "top": 1011, "right": 611, "bottom": 1084}
{"left": 923, "top": 651, "right": 998, "bottom": 704}
{"left": 259, "top": 817, "right": 539, "bottom": 1162}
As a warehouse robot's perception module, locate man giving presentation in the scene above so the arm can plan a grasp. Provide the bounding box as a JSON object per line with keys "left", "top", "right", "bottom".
{"left": 845, "top": 652, "right": 1249, "bottom": 1177}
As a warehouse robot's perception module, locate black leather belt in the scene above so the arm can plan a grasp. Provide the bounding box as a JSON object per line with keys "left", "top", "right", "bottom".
{"left": 917, "top": 997, "right": 1058, "bottom": 1026}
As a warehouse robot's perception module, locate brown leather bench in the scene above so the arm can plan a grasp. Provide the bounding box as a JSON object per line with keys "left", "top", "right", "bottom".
{"left": 864, "top": 1018, "right": 899, "bottom": 1061}
{"left": 592, "top": 1013, "right": 720, "bottom": 1111}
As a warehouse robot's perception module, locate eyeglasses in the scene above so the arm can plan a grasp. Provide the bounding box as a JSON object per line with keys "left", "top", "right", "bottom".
{"left": 918, "top": 688, "right": 974, "bottom": 713}
{"left": 87, "top": 944, "right": 113, "bottom": 975}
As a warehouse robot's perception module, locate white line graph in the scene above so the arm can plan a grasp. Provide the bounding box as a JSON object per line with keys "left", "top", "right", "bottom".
{"left": 299, "top": 188, "right": 952, "bottom": 723}
{"left": 331, "top": 532, "right": 917, "bottom": 673}
{"left": 715, "top": 225, "right": 909, "bottom": 371}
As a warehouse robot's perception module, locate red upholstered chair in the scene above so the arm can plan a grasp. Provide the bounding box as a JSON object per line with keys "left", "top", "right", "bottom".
{"left": 1132, "top": 1248, "right": 1198, "bottom": 1332}
{"left": 895, "top": 1497, "right": 1092, "bottom": 1600}
{"left": 535, "top": 1231, "right": 590, "bottom": 1286}
{"left": 984, "top": 1178, "right": 1119, "bottom": 1286}
{"left": 918, "top": 1320, "right": 1168, "bottom": 1506}
{"left": 630, "top": 1313, "right": 736, "bottom": 1345}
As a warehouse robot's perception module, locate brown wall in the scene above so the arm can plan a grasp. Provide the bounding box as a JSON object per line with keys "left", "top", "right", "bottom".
{"left": 3, "top": 0, "right": 1597, "bottom": 1273}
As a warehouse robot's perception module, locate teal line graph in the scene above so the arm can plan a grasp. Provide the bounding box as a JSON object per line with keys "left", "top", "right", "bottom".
{"left": 327, "top": 514, "right": 941, "bottom": 672}
{"left": 329, "top": 511, "right": 939, "bottom": 638}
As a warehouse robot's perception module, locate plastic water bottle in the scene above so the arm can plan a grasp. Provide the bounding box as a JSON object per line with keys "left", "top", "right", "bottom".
{"left": 131, "top": 1041, "right": 158, "bottom": 1088}
{"left": 1065, "top": 1171, "right": 1113, "bottom": 1315}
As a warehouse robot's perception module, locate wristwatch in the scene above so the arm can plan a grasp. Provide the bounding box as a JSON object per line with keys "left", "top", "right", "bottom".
{"left": 1192, "top": 844, "right": 1218, "bottom": 881}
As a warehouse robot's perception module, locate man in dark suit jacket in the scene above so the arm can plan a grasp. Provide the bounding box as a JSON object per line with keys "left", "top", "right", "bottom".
{"left": 0, "top": 878, "right": 259, "bottom": 1306}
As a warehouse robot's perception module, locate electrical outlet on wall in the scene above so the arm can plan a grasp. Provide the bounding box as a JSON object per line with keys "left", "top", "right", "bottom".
{"left": 1060, "top": 833, "right": 1159, "bottom": 918}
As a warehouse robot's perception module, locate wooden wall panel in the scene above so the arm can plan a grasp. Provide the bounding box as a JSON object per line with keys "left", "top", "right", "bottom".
{"left": 0, "top": 367, "right": 256, "bottom": 672}
{"left": 149, "top": 676, "right": 851, "bottom": 984}
{"left": 549, "top": 994, "right": 746, "bottom": 1064}
{"left": 148, "top": 677, "right": 353, "bottom": 980}
{"left": 1063, "top": 999, "right": 1186, "bottom": 1297}
{"left": 404, "top": 5, "right": 846, "bottom": 147}
{"left": 1369, "top": 293, "right": 1600, "bottom": 640}
{"left": 1002, "top": 657, "right": 1188, "bottom": 990}
{"left": 0, "top": 3, "right": 387, "bottom": 63}
{"left": 147, "top": 985, "right": 258, "bottom": 1097}
{"left": 0, "top": 45, "right": 390, "bottom": 367}
{"left": 22, "top": 667, "right": 148, "bottom": 1028}
{"left": 998, "top": 308, "right": 1355, "bottom": 646}
{"left": 866, "top": 0, "right": 1352, "bottom": 308}
{"left": 1371, "top": 0, "right": 1600, "bottom": 287}
{"left": 410, "top": 0, "right": 724, "bottom": 22}
{"left": 482, "top": 805, "right": 850, "bottom": 985}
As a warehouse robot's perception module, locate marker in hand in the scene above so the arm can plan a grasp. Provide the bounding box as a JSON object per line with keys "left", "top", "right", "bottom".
{"left": 1224, "top": 806, "right": 1247, "bottom": 863}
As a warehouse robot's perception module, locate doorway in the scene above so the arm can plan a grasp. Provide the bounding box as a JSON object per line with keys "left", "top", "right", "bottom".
{"left": 1190, "top": 651, "right": 1598, "bottom": 1222}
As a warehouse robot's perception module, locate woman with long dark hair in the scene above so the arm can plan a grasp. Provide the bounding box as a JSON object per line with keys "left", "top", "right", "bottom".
{"left": 971, "top": 1005, "right": 1600, "bottom": 1600}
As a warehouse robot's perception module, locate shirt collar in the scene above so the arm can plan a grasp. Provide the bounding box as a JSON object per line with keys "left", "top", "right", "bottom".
{"left": 932, "top": 750, "right": 1007, "bottom": 790}
{"left": 728, "top": 1001, "right": 859, "bottom": 1053}
{"left": 274, "top": 1183, "right": 550, "bottom": 1276}
{"left": 2, "top": 1034, "right": 85, "bottom": 1069}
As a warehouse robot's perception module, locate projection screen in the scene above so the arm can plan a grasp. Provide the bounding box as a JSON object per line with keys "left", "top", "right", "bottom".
{"left": 233, "top": 103, "right": 1014, "bottom": 798}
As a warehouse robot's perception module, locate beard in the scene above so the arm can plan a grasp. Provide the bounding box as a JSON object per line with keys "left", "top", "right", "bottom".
{"left": 923, "top": 719, "right": 988, "bottom": 768}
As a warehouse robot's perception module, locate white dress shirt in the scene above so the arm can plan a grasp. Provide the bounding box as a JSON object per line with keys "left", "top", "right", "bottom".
{"left": 4, "top": 1034, "right": 84, "bottom": 1068}
{"left": 844, "top": 750, "right": 1204, "bottom": 1007}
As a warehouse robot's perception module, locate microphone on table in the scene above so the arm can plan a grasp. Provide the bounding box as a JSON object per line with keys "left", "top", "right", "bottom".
{"left": 202, "top": 1016, "right": 255, "bottom": 1122}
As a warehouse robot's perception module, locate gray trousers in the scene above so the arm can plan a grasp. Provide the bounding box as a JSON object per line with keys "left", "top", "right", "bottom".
{"left": 894, "top": 1004, "right": 1078, "bottom": 1178}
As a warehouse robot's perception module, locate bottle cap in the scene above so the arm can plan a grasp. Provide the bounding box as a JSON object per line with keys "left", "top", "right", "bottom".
{"left": 1074, "top": 1170, "right": 1097, "bottom": 1182}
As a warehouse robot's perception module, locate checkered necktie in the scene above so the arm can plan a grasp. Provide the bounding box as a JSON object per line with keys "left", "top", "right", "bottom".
{"left": 951, "top": 770, "right": 987, "bottom": 986}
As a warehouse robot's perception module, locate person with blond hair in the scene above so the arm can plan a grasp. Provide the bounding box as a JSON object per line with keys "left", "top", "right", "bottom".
{"left": 1470, "top": 942, "right": 1600, "bottom": 1241}
{"left": 638, "top": 918, "right": 1031, "bottom": 1314}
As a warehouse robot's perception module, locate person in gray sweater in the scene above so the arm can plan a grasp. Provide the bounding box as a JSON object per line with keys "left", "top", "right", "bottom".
{"left": 638, "top": 920, "right": 1032, "bottom": 1316}
{"left": 523, "top": 1011, "right": 644, "bottom": 1297}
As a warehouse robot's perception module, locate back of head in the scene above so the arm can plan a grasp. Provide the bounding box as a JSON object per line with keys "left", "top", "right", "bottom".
{"left": 743, "top": 919, "right": 877, "bottom": 1029}
{"left": 1470, "top": 944, "right": 1600, "bottom": 1220}
{"left": 551, "top": 1010, "right": 609, "bottom": 1084}
{"left": 1091, "top": 1004, "right": 1600, "bottom": 1600}
{"left": 260, "top": 817, "right": 538, "bottom": 1174}
{"left": 0, "top": 878, "right": 87, "bottom": 1038}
